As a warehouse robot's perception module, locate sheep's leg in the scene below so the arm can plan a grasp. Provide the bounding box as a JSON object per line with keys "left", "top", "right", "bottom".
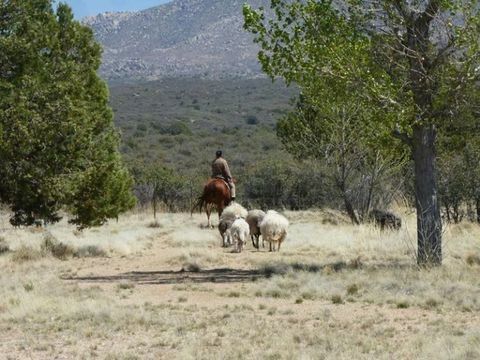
{"left": 251, "top": 235, "right": 257, "bottom": 249}
{"left": 269, "top": 241, "right": 272, "bottom": 252}
{"left": 277, "top": 241, "right": 281, "bottom": 252}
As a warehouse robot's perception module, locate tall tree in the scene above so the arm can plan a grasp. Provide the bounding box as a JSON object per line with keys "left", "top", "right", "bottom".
{"left": 244, "top": 0, "right": 480, "bottom": 265}
{"left": 0, "top": 0, "right": 135, "bottom": 227}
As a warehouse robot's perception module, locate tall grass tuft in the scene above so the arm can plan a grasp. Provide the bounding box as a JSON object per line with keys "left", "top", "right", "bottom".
{"left": 11, "top": 245, "right": 43, "bottom": 263}
{"left": 41, "top": 233, "right": 75, "bottom": 260}
{"left": 0, "top": 237, "right": 9, "bottom": 254}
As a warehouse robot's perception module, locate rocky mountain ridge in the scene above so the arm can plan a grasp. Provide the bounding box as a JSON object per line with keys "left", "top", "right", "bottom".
{"left": 83, "top": 0, "right": 270, "bottom": 80}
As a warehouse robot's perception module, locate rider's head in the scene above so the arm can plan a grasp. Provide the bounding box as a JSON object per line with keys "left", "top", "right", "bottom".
{"left": 216, "top": 150, "right": 223, "bottom": 158}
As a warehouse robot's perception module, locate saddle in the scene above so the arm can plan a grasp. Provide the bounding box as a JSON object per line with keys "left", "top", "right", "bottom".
{"left": 213, "top": 176, "right": 231, "bottom": 190}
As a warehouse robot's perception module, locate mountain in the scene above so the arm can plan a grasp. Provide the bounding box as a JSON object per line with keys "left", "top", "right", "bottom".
{"left": 83, "top": 0, "right": 270, "bottom": 80}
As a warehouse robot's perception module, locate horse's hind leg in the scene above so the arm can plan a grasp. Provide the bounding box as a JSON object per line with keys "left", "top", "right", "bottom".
{"left": 206, "top": 206, "right": 212, "bottom": 229}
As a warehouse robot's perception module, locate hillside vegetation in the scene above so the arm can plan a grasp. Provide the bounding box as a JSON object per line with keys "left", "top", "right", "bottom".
{"left": 111, "top": 77, "right": 296, "bottom": 175}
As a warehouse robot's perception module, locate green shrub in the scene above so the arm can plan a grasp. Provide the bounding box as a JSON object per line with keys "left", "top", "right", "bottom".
{"left": 246, "top": 115, "right": 259, "bottom": 125}
{"left": 347, "top": 284, "right": 359, "bottom": 296}
{"left": 396, "top": 301, "right": 410, "bottom": 309}
{"left": 117, "top": 281, "right": 135, "bottom": 290}
{"left": 331, "top": 294, "right": 343, "bottom": 304}
{"left": 466, "top": 253, "right": 480, "bottom": 266}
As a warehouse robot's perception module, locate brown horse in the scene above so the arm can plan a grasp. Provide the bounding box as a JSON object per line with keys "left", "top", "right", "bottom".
{"left": 192, "top": 178, "right": 232, "bottom": 228}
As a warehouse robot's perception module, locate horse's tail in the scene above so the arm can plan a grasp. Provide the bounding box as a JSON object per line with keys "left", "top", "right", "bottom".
{"left": 191, "top": 195, "right": 205, "bottom": 216}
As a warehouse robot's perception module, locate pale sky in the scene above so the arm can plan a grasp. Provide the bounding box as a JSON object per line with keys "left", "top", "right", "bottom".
{"left": 57, "top": 0, "right": 171, "bottom": 19}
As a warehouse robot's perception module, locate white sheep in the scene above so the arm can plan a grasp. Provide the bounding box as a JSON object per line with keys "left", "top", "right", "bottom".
{"left": 230, "top": 217, "right": 250, "bottom": 253}
{"left": 246, "top": 209, "right": 265, "bottom": 249}
{"left": 221, "top": 202, "right": 248, "bottom": 220}
{"left": 259, "top": 210, "right": 289, "bottom": 252}
{"left": 218, "top": 202, "right": 248, "bottom": 247}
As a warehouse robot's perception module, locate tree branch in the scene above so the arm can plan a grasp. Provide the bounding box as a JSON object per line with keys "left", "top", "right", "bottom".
{"left": 392, "top": 1, "right": 412, "bottom": 22}
{"left": 420, "top": 0, "right": 441, "bottom": 24}
{"left": 428, "top": 39, "right": 456, "bottom": 70}
{"left": 392, "top": 128, "right": 413, "bottom": 147}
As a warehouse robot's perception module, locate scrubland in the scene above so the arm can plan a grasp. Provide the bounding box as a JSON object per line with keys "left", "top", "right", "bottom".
{"left": 0, "top": 209, "right": 479, "bottom": 359}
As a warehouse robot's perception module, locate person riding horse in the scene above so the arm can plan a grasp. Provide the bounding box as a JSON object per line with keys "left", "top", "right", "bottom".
{"left": 211, "top": 150, "right": 236, "bottom": 201}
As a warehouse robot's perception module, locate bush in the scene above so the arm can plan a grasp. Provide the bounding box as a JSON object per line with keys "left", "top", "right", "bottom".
{"left": 466, "top": 253, "right": 480, "bottom": 266}
{"left": 41, "top": 233, "right": 74, "bottom": 260}
{"left": 147, "top": 221, "right": 162, "bottom": 228}
{"left": 347, "top": 284, "right": 359, "bottom": 296}
{"left": 425, "top": 298, "right": 441, "bottom": 309}
{"left": 246, "top": 115, "right": 259, "bottom": 125}
{"left": 181, "top": 261, "right": 201, "bottom": 272}
{"left": 74, "top": 245, "right": 107, "bottom": 258}
{"left": 137, "top": 123, "right": 148, "bottom": 132}
{"left": 117, "top": 281, "right": 135, "bottom": 290}
{"left": 331, "top": 294, "right": 343, "bottom": 304}
{"left": 158, "top": 121, "right": 192, "bottom": 136}
{"left": 396, "top": 300, "right": 410, "bottom": 309}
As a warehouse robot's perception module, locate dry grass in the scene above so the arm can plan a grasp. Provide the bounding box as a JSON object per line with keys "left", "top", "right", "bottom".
{"left": 0, "top": 210, "right": 479, "bottom": 359}
{"left": 0, "top": 237, "right": 9, "bottom": 254}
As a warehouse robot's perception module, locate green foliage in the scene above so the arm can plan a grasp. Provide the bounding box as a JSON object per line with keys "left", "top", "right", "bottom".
{"left": 244, "top": 0, "right": 480, "bottom": 147}
{"left": 68, "top": 155, "right": 136, "bottom": 228}
{"left": 244, "top": 2, "right": 409, "bottom": 221}
{"left": 243, "top": 159, "right": 330, "bottom": 210}
{"left": 244, "top": 1, "right": 479, "bottom": 263}
{"left": 0, "top": 1, "right": 135, "bottom": 227}
{"left": 111, "top": 78, "right": 296, "bottom": 175}
{"left": 245, "top": 115, "right": 259, "bottom": 125}
{"left": 438, "top": 140, "right": 480, "bottom": 223}
{"left": 134, "top": 163, "right": 191, "bottom": 216}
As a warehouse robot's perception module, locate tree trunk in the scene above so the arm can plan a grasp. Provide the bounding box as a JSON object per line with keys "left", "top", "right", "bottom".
{"left": 476, "top": 198, "right": 480, "bottom": 224}
{"left": 337, "top": 178, "right": 360, "bottom": 225}
{"left": 412, "top": 125, "right": 442, "bottom": 266}
{"left": 344, "top": 194, "right": 360, "bottom": 225}
{"left": 153, "top": 197, "right": 157, "bottom": 220}
{"left": 445, "top": 204, "right": 451, "bottom": 223}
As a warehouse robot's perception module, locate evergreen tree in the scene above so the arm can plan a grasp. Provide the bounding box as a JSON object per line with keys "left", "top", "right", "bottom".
{"left": 0, "top": 1, "right": 135, "bottom": 227}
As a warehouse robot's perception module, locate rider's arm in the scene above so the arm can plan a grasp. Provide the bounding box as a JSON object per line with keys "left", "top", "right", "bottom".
{"left": 223, "top": 161, "right": 233, "bottom": 180}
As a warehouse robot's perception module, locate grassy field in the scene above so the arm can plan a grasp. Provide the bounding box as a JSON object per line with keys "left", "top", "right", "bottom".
{"left": 0, "top": 209, "right": 479, "bottom": 359}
